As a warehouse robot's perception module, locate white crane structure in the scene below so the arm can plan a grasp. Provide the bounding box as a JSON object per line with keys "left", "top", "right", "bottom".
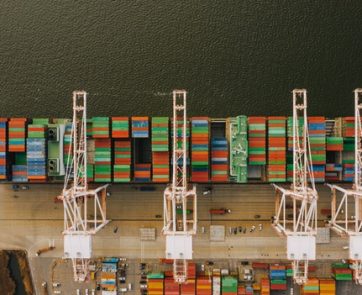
{"left": 162, "top": 90, "right": 197, "bottom": 284}
{"left": 273, "top": 89, "right": 318, "bottom": 285}
{"left": 328, "top": 88, "right": 362, "bottom": 284}
{"left": 58, "top": 91, "right": 109, "bottom": 282}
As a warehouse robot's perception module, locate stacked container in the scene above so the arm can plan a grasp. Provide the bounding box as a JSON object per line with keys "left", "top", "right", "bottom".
{"left": 248, "top": 117, "right": 266, "bottom": 165}
{"left": 111, "top": 117, "right": 129, "bottom": 138}
{"left": 27, "top": 138, "right": 46, "bottom": 181}
{"left": 269, "top": 265, "right": 287, "bottom": 291}
{"left": 267, "top": 117, "right": 286, "bottom": 182}
{"left": 211, "top": 137, "right": 228, "bottom": 182}
{"left": 308, "top": 117, "right": 326, "bottom": 182}
{"left": 301, "top": 278, "right": 319, "bottom": 295}
{"left": 132, "top": 116, "right": 149, "bottom": 138}
{"left": 0, "top": 119, "right": 7, "bottom": 180}
{"left": 63, "top": 123, "right": 73, "bottom": 168}
{"left": 113, "top": 140, "right": 131, "bottom": 182}
{"left": 8, "top": 118, "right": 27, "bottom": 152}
{"left": 326, "top": 137, "right": 343, "bottom": 151}
{"left": 147, "top": 273, "right": 164, "bottom": 295}
{"left": 326, "top": 163, "right": 343, "bottom": 182}
{"left": 343, "top": 117, "right": 355, "bottom": 137}
{"left": 101, "top": 259, "right": 117, "bottom": 293}
{"left": 152, "top": 117, "right": 169, "bottom": 182}
{"left": 12, "top": 165, "right": 27, "bottom": 182}
{"left": 12, "top": 153, "right": 27, "bottom": 182}
{"left": 221, "top": 276, "right": 238, "bottom": 294}
{"left": 260, "top": 278, "right": 270, "bottom": 295}
{"left": 92, "top": 117, "right": 110, "bottom": 138}
{"left": 28, "top": 120, "right": 47, "bottom": 138}
{"left": 180, "top": 279, "right": 196, "bottom": 294}
{"left": 94, "top": 139, "right": 111, "bottom": 182}
{"left": 134, "top": 163, "right": 151, "bottom": 182}
{"left": 343, "top": 136, "right": 355, "bottom": 182}
{"left": 164, "top": 277, "right": 180, "bottom": 294}
{"left": 191, "top": 117, "right": 209, "bottom": 182}
{"left": 229, "top": 116, "right": 248, "bottom": 183}
{"left": 332, "top": 263, "right": 353, "bottom": 281}
{"left": 319, "top": 279, "right": 336, "bottom": 295}
{"left": 196, "top": 276, "right": 212, "bottom": 294}
{"left": 213, "top": 271, "right": 221, "bottom": 295}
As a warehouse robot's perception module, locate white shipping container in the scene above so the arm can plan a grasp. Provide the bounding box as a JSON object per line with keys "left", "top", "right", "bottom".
{"left": 212, "top": 276, "right": 221, "bottom": 295}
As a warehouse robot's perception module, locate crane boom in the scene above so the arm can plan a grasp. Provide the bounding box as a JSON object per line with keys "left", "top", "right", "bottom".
{"left": 273, "top": 89, "right": 318, "bottom": 285}
{"left": 163, "top": 90, "right": 197, "bottom": 283}
{"left": 328, "top": 88, "right": 362, "bottom": 284}
{"left": 59, "top": 91, "right": 109, "bottom": 281}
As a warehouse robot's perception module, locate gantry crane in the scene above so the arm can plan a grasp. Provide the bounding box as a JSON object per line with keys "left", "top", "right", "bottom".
{"left": 328, "top": 89, "right": 362, "bottom": 284}
{"left": 273, "top": 89, "right": 318, "bottom": 285}
{"left": 162, "top": 90, "right": 197, "bottom": 284}
{"left": 58, "top": 91, "right": 109, "bottom": 282}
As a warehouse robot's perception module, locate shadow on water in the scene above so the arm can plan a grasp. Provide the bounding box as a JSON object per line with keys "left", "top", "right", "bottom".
{"left": 8, "top": 252, "right": 27, "bottom": 295}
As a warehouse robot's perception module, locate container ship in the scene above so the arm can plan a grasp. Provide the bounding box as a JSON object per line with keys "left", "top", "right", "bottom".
{"left": 0, "top": 115, "right": 353, "bottom": 184}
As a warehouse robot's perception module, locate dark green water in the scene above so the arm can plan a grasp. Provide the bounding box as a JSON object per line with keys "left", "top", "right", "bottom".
{"left": 0, "top": 1, "right": 361, "bottom": 118}
{"left": 8, "top": 252, "right": 27, "bottom": 295}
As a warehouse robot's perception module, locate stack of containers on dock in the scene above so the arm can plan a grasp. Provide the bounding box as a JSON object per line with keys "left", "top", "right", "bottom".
{"left": 180, "top": 279, "right": 196, "bottom": 294}
{"left": 92, "top": 117, "right": 110, "bottom": 138}
{"left": 164, "top": 277, "right": 180, "bottom": 295}
{"left": 269, "top": 265, "right": 287, "bottom": 291}
{"left": 0, "top": 119, "right": 7, "bottom": 180}
{"left": 260, "top": 278, "right": 270, "bottom": 295}
{"left": 147, "top": 273, "right": 164, "bottom": 295}
{"left": 132, "top": 116, "right": 149, "bottom": 138}
{"left": 308, "top": 117, "right": 326, "bottom": 182}
{"left": 113, "top": 140, "right": 131, "bottom": 182}
{"left": 221, "top": 276, "right": 238, "bottom": 294}
{"left": 213, "top": 270, "right": 221, "bottom": 295}
{"left": 229, "top": 116, "right": 248, "bottom": 183}
{"left": 191, "top": 117, "right": 209, "bottom": 182}
{"left": 267, "top": 117, "right": 286, "bottom": 182}
{"left": 94, "top": 139, "right": 111, "bottom": 182}
{"left": 196, "top": 277, "right": 212, "bottom": 294}
{"left": 237, "top": 285, "right": 246, "bottom": 294}
{"left": 63, "top": 123, "right": 73, "bottom": 168}
{"left": 101, "top": 258, "right": 117, "bottom": 295}
{"left": 319, "top": 279, "right": 336, "bottom": 295}
{"left": 248, "top": 117, "right": 266, "bottom": 165}
{"left": 332, "top": 263, "right": 353, "bottom": 281}
{"left": 8, "top": 118, "right": 27, "bottom": 152}
{"left": 152, "top": 117, "right": 169, "bottom": 182}
{"left": 301, "top": 278, "right": 319, "bottom": 295}
{"left": 211, "top": 137, "right": 228, "bottom": 182}
{"left": 286, "top": 265, "right": 293, "bottom": 277}
{"left": 27, "top": 138, "right": 46, "bottom": 181}
{"left": 111, "top": 117, "right": 129, "bottom": 138}
{"left": 134, "top": 164, "right": 151, "bottom": 182}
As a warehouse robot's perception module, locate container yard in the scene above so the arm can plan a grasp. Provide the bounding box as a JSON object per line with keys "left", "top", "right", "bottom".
{"left": 0, "top": 89, "right": 362, "bottom": 295}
